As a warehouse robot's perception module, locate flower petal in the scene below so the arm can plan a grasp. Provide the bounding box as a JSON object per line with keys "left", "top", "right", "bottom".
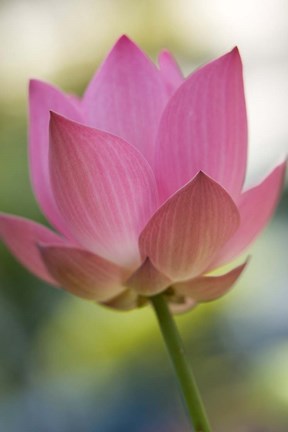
{"left": 82, "top": 35, "right": 168, "bottom": 165}
{"left": 126, "top": 258, "right": 171, "bottom": 296}
{"left": 169, "top": 298, "right": 196, "bottom": 315}
{"left": 39, "top": 245, "right": 125, "bottom": 301}
{"left": 155, "top": 48, "right": 247, "bottom": 202}
{"left": 29, "top": 79, "right": 83, "bottom": 235}
{"left": 139, "top": 172, "right": 240, "bottom": 281}
{"left": 213, "top": 162, "right": 286, "bottom": 267}
{"left": 0, "top": 214, "right": 66, "bottom": 284}
{"left": 49, "top": 113, "right": 158, "bottom": 267}
{"left": 174, "top": 261, "right": 247, "bottom": 301}
{"left": 102, "top": 289, "right": 145, "bottom": 311}
{"left": 158, "top": 49, "right": 183, "bottom": 95}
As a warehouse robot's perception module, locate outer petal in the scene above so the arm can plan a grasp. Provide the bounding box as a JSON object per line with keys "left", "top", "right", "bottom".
{"left": 139, "top": 172, "right": 240, "bottom": 281}
{"left": 169, "top": 298, "right": 196, "bottom": 315}
{"left": 155, "top": 48, "right": 247, "bottom": 202}
{"left": 102, "top": 289, "right": 145, "bottom": 311}
{"left": 49, "top": 113, "right": 158, "bottom": 267}
{"left": 82, "top": 35, "right": 168, "bottom": 165}
{"left": 0, "top": 214, "right": 66, "bottom": 284}
{"left": 126, "top": 258, "right": 171, "bottom": 296}
{"left": 174, "top": 261, "right": 247, "bottom": 301}
{"left": 213, "top": 162, "right": 286, "bottom": 267}
{"left": 29, "top": 80, "right": 83, "bottom": 235}
{"left": 39, "top": 245, "right": 125, "bottom": 301}
{"left": 158, "top": 49, "right": 183, "bottom": 95}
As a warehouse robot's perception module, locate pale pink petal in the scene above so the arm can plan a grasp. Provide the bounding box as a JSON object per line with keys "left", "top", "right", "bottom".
{"left": 102, "top": 289, "right": 145, "bottom": 311}
{"left": 169, "top": 298, "right": 196, "bottom": 315}
{"left": 29, "top": 80, "right": 83, "bottom": 235}
{"left": 139, "top": 172, "right": 240, "bottom": 281}
{"left": 82, "top": 35, "right": 168, "bottom": 165}
{"left": 49, "top": 113, "right": 158, "bottom": 267}
{"left": 39, "top": 245, "right": 125, "bottom": 301}
{"left": 158, "top": 49, "right": 184, "bottom": 95}
{"left": 126, "top": 258, "right": 171, "bottom": 296}
{"left": 155, "top": 48, "right": 247, "bottom": 202}
{"left": 0, "top": 214, "right": 67, "bottom": 284}
{"left": 213, "top": 162, "right": 286, "bottom": 267}
{"left": 174, "top": 261, "right": 247, "bottom": 301}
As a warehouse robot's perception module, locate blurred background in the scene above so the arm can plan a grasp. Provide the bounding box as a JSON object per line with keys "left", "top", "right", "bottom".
{"left": 0, "top": 0, "right": 288, "bottom": 430}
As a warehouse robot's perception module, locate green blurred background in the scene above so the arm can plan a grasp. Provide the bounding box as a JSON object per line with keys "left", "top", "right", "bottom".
{"left": 0, "top": 0, "right": 288, "bottom": 431}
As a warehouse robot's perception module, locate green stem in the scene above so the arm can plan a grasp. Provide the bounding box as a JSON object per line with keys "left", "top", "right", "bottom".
{"left": 150, "top": 293, "right": 212, "bottom": 432}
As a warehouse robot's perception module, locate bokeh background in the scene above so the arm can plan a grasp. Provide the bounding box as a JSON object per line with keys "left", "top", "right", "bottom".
{"left": 0, "top": 0, "right": 288, "bottom": 431}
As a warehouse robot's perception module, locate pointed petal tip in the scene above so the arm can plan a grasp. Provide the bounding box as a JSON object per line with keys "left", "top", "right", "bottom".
{"left": 232, "top": 255, "right": 250, "bottom": 273}
{"left": 192, "top": 170, "right": 215, "bottom": 186}
{"left": 196, "top": 170, "right": 206, "bottom": 179}
{"left": 49, "top": 110, "right": 64, "bottom": 122}
{"left": 159, "top": 48, "right": 169, "bottom": 56}
{"left": 29, "top": 79, "right": 37, "bottom": 92}
{"left": 231, "top": 46, "right": 239, "bottom": 55}
{"left": 193, "top": 170, "right": 234, "bottom": 192}
{"left": 49, "top": 110, "right": 66, "bottom": 134}
{"left": 112, "top": 34, "right": 138, "bottom": 52}
{"left": 158, "top": 48, "right": 172, "bottom": 60}
{"left": 106, "top": 35, "right": 152, "bottom": 66}
{"left": 49, "top": 110, "right": 75, "bottom": 131}
{"left": 29, "top": 79, "right": 54, "bottom": 100}
{"left": 29, "top": 78, "right": 45, "bottom": 91}
{"left": 215, "top": 46, "right": 242, "bottom": 68}
{"left": 29, "top": 79, "right": 62, "bottom": 96}
{"left": 231, "top": 46, "right": 242, "bottom": 65}
{"left": 117, "top": 34, "right": 133, "bottom": 44}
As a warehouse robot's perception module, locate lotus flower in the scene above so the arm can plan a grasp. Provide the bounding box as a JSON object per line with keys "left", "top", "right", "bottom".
{"left": 0, "top": 36, "right": 285, "bottom": 312}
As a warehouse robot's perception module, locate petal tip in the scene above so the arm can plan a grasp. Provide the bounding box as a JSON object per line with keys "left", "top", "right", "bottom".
{"left": 158, "top": 49, "right": 170, "bottom": 61}
{"left": 228, "top": 46, "right": 242, "bottom": 66}
{"left": 29, "top": 79, "right": 57, "bottom": 96}
{"left": 29, "top": 78, "right": 43, "bottom": 92}
{"left": 194, "top": 170, "right": 219, "bottom": 187}
{"left": 217, "top": 46, "right": 242, "bottom": 69}
{"left": 231, "top": 46, "right": 239, "bottom": 55}
{"left": 117, "top": 34, "right": 133, "bottom": 44}
{"left": 112, "top": 34, "right": 138, "bottom": 53}
{"left": 49, "top": 110, "right": 71, "bottom": 131}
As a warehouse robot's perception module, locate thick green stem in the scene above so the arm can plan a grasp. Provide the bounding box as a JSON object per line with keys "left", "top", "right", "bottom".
{"left": 150, "top": 293, "right": 212, "bottom": 432}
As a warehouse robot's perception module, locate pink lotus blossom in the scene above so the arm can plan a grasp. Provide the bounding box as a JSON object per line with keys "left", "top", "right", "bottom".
{"left": 0, "top": 36, "right": 285, "bottom": 312}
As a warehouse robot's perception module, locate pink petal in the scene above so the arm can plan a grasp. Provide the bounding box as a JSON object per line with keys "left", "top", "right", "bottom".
{"left": 0, "top": 214, "right": 67, "bottom": 284}
{"left": 155, "top": 48, "right": 247, "bottom": 202}
{"left": 39, "top": 245, "right": 125, "bottom": 301}
{"left": 102, "top": 289, "right": 144, "bottom": 311}
{"left": 29, "top": 80, "right": 83, "bottom": 235}
{"left": 139, "top": 172, "right": 240, "bottom": 281}
{"left": 169, "top": 298, "right": 196, "bottom": 315}
{"left": 213, "top": 162, "right": 286, "bottom": 267}
{"left": 158, "top": 49, "right": 184, "bottom": 95}
{"left": 126, "top": 258, "right": 171, "bottom": 296}
{"left": 82, "top": 35, "right": 168, "bottom": 165}
{"left": 49, "top": 113, "right": 158, "bottom": 267}
{"left": 174, "top": 261, "right": 248, "bottom": 301}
